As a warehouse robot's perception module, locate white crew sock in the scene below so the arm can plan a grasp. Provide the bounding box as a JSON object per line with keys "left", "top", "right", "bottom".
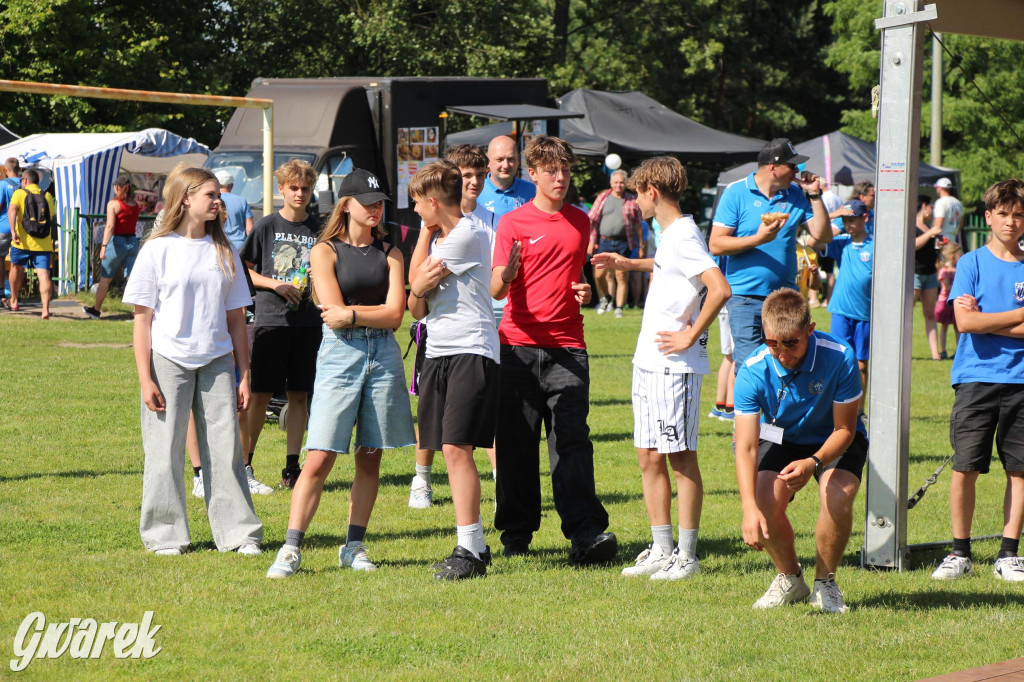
{"left": 678, "top": 526, "right": 699, "bottom": 560}
{"left": 652, "top": 524, "right": 674, "bottom": 556}
{"left": 415, "top": 464, "right": 431, "bottom": 486}
{"left": 457, "top": 522, "right": 483, "bottom": 559}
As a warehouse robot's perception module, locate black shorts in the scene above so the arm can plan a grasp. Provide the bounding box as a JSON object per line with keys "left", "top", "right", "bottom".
{"left": 417, "top": 353, "right": 499, "bottom": 451}
{"left": 250, "top": 325, "right": 322, "bottom": 394}
{"left": 818, "top": 255, "right": 835, "bottom": 275}
{"left": 950, "top": 382, "right": 1024, "bottom": 473}
{"left": 758, "top": 431, "right": 869, "bottom": 482}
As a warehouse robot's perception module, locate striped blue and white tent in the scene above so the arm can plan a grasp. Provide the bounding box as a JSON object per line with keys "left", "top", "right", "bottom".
{"left": 0, "top": 129, "right": 209, "bottom": 294}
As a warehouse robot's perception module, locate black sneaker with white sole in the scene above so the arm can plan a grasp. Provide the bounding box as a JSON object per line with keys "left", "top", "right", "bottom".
{"left": 82, "top": 306, "right": 101, "bottom": 319}
{"left": 569, "top": 532, "right": 618, "bottom": 566}
{"left": 433, "top": 546, "right": 487, "bottom": 580}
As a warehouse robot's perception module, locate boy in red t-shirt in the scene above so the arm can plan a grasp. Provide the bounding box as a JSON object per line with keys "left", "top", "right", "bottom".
{"left": 490, "top": 136, "right": 617, "bottom": 565}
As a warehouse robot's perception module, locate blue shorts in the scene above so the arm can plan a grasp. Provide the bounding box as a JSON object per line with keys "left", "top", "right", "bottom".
{"left": 9, "top": 247, "right": 51, "bottom": 270}
{"left": 304, "top": 326, "right": 416, "bottom": 454}
{"left": 830, "top": 313, "right": 870, "bottom": 361}
{"left": 100, "top": 235, "right": 139, "bottom": 279}
{"left": 597, "top": 237, "right": 631, "bottom": 257}
{"left": 914, "top": 272, "right": 938, "bottom": 291}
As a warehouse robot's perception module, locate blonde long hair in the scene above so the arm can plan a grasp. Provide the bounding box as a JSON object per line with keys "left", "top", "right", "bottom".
{"left": 150, "top": 167, "right": 235, "bottom": 278}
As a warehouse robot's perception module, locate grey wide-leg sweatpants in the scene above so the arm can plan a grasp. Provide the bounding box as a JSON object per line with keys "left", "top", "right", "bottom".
{"left": 139, "top": 352, "right": 263, "bottom": 552}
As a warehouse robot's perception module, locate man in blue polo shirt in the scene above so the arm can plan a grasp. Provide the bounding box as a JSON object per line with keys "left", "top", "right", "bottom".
{"left": 477, "top": 135, "right": 535, "bottom": 219}
{"left": 710, "top": 138, "right": 832, "bottom": 369}
{"left": 214, "top": 169, "right": 254, "bottom": 252}
{"left": 813, "top": 198, "right": 873, "bottom": 415}
{"left": 733, "top": 288, "right": 867, "bottom": 614}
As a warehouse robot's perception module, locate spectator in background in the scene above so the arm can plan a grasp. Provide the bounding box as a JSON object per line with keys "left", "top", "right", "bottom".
{"left": 477, "top": 135, "right": 535, "bottom": 218}
{"left": 914, "top": 195, "right": 943, "bottom": 360}
{"left": 83, "top": 175, "right": 141, "bottom": 319}
{"left": 214, "top": 169, "right": 254, "bottom": 252}
{"left": 0, "top": 158, "right": 20, "bottom": 309}
{"left": 7, "top": 169, "right": 56, "bottom": 318}
{"left": 588, "top": 169, "right": 644, "bottom": 318}
{"left": 933, "top": 178, "right": 965, "bottom": 246}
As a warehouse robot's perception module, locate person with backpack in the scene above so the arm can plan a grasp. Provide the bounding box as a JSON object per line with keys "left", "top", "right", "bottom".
{"left": 7, "top": 169, "right": 56, "bottom": 318}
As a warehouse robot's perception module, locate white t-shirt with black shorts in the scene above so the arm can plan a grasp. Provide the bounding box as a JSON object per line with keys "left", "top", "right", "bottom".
{"left": 631, "top": 215, "right": 718, "bottom": 453}
{"left": 417, "top": 216, "right": 500, "bottom": 451}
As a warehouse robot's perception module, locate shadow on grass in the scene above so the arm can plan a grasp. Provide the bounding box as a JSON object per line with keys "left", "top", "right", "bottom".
{"left": 588, "top": 354, "right": 634, "bottom": 359}
{"left": 590, "top": 397, "right": 631, "bottom": 407}
{"left": 0, "top": 468, "right": 138, "bottom": 483}
{"left": 591, "top": 432, "right": 632, "bottom": 443}
{"left": 857, "top": 590, "right": 1024, "bottom": 610}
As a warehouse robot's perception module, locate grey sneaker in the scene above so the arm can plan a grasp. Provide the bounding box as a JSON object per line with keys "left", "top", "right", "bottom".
{"left": 621, "top": 544, "right": 671, "bottom": 577}
{"left": 191, "top": 472, "right": 204, "bottom": 498}
{"left": 650, "top": 548, "right": 700, "bottom": 581}
{"left": 809, "top": 573, "right": 848, "bottom": 613}
{"left": 154, "top": 548, "right": 182, "bottom": 556}
{"left": 237, "top": 541, "right": 262, "bottom": 556}
{"left": 994, "top": 556, "right": 1024, "bottom": 581}
{"left": 614, "top": 307, "right": 623, "bottom": 319}
{"left": 931, "top": 554, "right": 972, "bottom": 580}
{"left": 753, "top": 568, "right": 811, "bottom": 609}
{"left": 267, "top": 546, "right": 301, "bottom": 579}
{"left": 596, "top": 297, "right": 610, "bottom": 314}
{"left": 246, "top": 465, "right": 274, "bottom": 495}
{"left": 340, "top": 541, "right": 377, "bottom": 571}
{"left": 408, "top": 476, "right": 433, "bottom": 509}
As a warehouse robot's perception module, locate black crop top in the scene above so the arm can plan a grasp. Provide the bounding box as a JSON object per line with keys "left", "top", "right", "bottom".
{"left": 330, "top": 238, "right": 393, "bottom": 306}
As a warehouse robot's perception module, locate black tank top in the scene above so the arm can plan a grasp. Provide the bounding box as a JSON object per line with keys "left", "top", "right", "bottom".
{"left": 914, "top": 227, "right": 938, "bottom": 276}
{"left": 330, "top": 238, "right": 393, "bottom": 306}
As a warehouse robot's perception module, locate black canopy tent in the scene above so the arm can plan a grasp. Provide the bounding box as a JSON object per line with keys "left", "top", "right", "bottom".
{"left": 443, "top": 103, "right": 582, "bottom": 154}
{"left": 0, "top": 121, "right": 17, "bottom": 146}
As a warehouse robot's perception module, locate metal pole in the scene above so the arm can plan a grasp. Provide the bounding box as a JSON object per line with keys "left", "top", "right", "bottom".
{"left": 930, "top": 32, "right": 943, "bottom": 165}
{"left": 262, "top": 106, "right": 274, "bottom": 218}
{"left": 865, "top": 0, "right": 936, "bottom": 571}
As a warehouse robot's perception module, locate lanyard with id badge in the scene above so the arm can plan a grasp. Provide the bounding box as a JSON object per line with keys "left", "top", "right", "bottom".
{"left": 761, "top": 371, "right": 801, "bottom": 444}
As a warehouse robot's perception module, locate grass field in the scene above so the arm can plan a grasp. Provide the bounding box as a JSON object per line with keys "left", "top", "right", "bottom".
{"left": 2, "top": 297, "right": 1022, "bottom": 680}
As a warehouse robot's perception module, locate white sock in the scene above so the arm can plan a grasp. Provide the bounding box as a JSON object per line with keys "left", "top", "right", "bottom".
{"left": 457, "top": 522, "right": 482, "bottom": 559}
{"left": 415, "top": 464, "right": 431, "bottom": 486}
{"left": 492, "top": 469, "right": 497, "bottom": 481}
{"left": 678, "top": 526, "right": 699, "bottom": 560}
{"left": 652, "top": 524, "right": 674, "bottom": 555}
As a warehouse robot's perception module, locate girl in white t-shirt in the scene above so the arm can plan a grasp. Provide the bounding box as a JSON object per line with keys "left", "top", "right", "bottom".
{"left": 123, "top": 167, "right": 263, "bottom": 556}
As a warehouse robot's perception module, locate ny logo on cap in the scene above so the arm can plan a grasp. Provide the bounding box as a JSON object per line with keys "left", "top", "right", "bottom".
{"left": 367, "top": 176, "right": 379, "bottom": 189}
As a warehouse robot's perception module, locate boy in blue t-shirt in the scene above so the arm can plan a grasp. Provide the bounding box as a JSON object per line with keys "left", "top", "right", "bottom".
{"left": 814, "top": 199, "right": 873, "bottom": 414}
{"left": 932, "top": 179, "right": 1024, "bottom": 583}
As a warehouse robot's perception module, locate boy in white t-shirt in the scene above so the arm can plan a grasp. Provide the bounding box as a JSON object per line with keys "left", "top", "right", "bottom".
{"left": 591, "top": 157, "right": 730, "bottom": 580}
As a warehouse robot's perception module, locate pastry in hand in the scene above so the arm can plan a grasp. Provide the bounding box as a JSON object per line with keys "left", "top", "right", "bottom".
{"left": 761, "top": 212, "right": 790, "bottom": 224}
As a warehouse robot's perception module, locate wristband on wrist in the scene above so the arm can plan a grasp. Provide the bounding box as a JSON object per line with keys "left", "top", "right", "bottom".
{"left": 351, "top": 309, "right": 357, "bottom": 326}
{"left": 810, "top": 455, "right": 823, "bottom": 476}
{"left": 410, "top": 291, "right": 424, "bottom": 299}
{"left": 806, "top": 192, "right": 822, "bottom": 200}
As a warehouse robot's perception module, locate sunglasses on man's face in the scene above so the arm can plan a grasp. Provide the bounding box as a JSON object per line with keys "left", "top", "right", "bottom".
{"left": 762, "top": 336, "right": 802, "bottom": 349}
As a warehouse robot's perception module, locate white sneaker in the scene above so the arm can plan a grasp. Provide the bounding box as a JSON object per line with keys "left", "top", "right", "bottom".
{"left": 752, "top": 568, "right": 811, "bottom": 609}
{"left": 621, "top": 544, "right": 671, "bottom": 577}
{"left": 267, "top": 546, "right": 301, "bottom": 579}
{"left": 931, "top": 554, "right": 972, "bottom": 580}
{"left": 809, "top": 573, "right": 848, "bottom": 613}
{"left": 994, "top": 556, "right": 1024, "bottom": 581}
{"left": 614, "top": 307, "right": 623, "bottom": 319}
{"left": 246, "top": 465, "right": 274, "bottom": 495}
{"left": 408, "top": 476, "right": 433, "bottom": 509}
{"left": 191, "top": 472, "right": 204, "bottom": 498}
{"left": 596, "top": 298, "right": 610, "bottom": 314}
{"left": 340, "top": 541, "right": 377, "bottom": 571}
{"left": 237, "top": 541, "right": 262, "bottom": 556}
{"left": 650, "top": 548, "right": 700, "bottom": 581}
{"left": 154, "top": 548, "right": 182, "bottom": 556}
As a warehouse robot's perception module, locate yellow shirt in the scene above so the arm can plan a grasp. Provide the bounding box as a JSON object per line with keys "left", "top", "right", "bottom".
{"left": 10, "top": 184, "right": 56, "bottom": 253}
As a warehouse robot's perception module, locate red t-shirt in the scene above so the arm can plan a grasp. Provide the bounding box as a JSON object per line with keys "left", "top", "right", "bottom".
{"left": 493, "top": 201, "right": 588, "bottom": 349}
{"left": 114, "top": 199, "right": 142, "bottom": 236}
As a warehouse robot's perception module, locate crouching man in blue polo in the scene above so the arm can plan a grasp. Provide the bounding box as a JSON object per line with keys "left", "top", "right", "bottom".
{"left": 733, "top": 288, "right": 868, "bottom": 613}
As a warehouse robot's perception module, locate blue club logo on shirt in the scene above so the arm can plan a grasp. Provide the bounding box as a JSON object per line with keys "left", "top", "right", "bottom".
{"left": 1015, "top": 282, "right": 1024, "bottom": 302}
{"left": 809, "top": 379, "right": 825, "bottom": 395}
{"left": 860, "top": 251, "right": 872, "bottom": 263}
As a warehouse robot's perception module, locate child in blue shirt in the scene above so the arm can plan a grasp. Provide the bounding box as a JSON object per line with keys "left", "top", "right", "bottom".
{"left": 931, "top": 179, "right": 1024, "bottom": 583}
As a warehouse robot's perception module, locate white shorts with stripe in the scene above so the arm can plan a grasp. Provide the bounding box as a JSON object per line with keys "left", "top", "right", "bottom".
{"left": 632, "top": 366, "right": 703, "bottom": 453}
{"left": 718, "top": 307, "right": 734, "bottom": 356}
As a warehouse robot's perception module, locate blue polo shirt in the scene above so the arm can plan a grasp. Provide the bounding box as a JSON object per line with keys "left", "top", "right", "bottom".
{"left": 477, "top": 175, "right": 536, "bottom": 220}
{"left": 0, "top": 178, "right": 16, "bottom": 235}
{"left": 713, "top": 174, "right": 813, "bottom": 297}
{"left": 825, "top": 234, "right": 873, "bottom": 322}
{"left": 949, "top": 245, "right": 1024, "bottom": 385}
{"left": 734, "top": 331, "right": 866, "bottom": 445}
{"left": 220, "top": 191, "right": 253, "bottom": 251}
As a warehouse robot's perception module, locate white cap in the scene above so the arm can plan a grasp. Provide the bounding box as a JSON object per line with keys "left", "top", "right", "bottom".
{"left": 934, "top": 177, "right": 953, "bottom": 189}
{"left": 213, "top": 169, "right": 235, "bottom": 187}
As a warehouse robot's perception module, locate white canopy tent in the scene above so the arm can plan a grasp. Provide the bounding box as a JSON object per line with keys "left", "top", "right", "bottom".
{"left": 0, "top": 128, "right": 209, "bottom": 294}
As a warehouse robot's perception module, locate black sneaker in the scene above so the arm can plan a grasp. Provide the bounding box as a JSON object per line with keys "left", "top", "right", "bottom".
{"left": 433, "top": 545, "right": 490, "bottom": 570}
{"left": 433, "top": 546, "right": 487, "bottom": 580}
{"left": 82, "top": 306, "right": 101, "bottom": 319}
{"left": 280, "top": 465, "right": 302, "bottom": 489}
{"left": 502, "top": 541, "right": 530, "bottom": 558}
{"left": 569, "top": 532, "right": 618, "bottom": 566}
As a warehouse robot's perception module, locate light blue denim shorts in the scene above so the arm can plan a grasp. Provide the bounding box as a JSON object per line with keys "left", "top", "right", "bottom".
{"left": 304, "top": 326, "right": 416, "bottom": 454}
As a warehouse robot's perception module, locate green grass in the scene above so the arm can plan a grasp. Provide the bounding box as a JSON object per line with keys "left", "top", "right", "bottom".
{"left": 1, "top": 301, "right": 1020, "bottom": 680}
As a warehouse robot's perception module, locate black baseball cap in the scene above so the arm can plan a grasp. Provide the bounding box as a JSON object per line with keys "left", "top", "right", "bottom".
{"left": 337, "top": 169, "right": 389, "bottom": 205}
{"left": 757, "top": 138, "right": 809, "bottom": 166}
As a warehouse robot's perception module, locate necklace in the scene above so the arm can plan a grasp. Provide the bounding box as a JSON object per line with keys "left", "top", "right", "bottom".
{"left": 344, "top": 240, "right": 373, "bottom": 256}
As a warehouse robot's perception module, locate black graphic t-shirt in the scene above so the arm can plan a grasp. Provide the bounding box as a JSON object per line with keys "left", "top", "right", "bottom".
{"left": 240, "top": 212, "right": 321, "bottom": 327}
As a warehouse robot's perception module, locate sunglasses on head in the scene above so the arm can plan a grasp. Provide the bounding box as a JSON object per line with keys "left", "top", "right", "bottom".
{"left": 762, "top": 336, "right": 801, "bottom": 349}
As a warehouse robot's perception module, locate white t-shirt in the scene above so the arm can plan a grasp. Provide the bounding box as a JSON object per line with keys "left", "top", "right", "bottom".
{"left": 424, "top": 216, "right": 500, "bottom": 361}
{"left": 124, "top": 233, "right": 252, "bottom": 369}
{"left": 632, "top": 215, "right": 718, "bottom": 374}
{"left": 934, "top": 195, "right": 964, "bottom": 241}
{"left": 470, "top": 204, "right": 505, "bottom": 312}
